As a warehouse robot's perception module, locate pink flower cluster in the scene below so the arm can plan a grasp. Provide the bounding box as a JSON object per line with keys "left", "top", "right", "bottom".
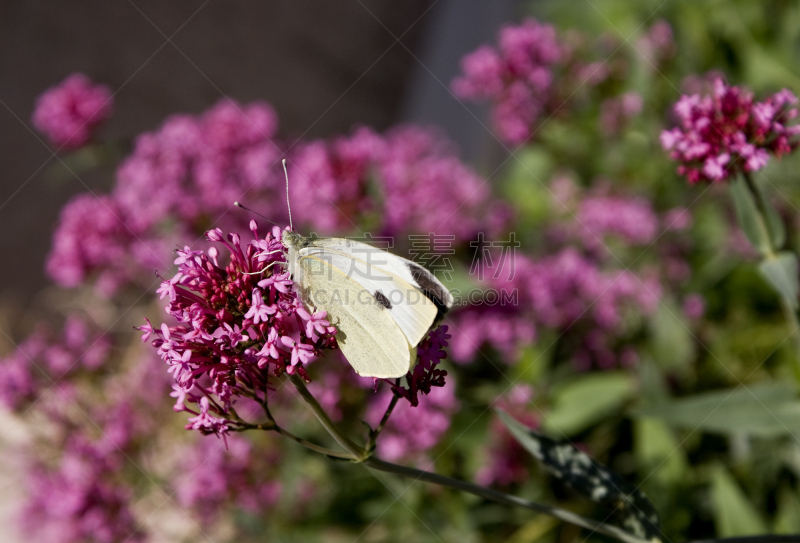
{"left": 173, "top": 436, "right": 282, "bottom": 524}
{"left": 367, "top": 379, "right": 458, "bottom": 463}
{"left": 661, "top": 78, "right": 800, "bottom": 183}
{"left": 0, "top": 315, "right": 112, "bottom": 410}
{"left": 22, "top": 440, "right": 141, "bottom": 543}
{"left": 47, "top": 99, "right": 283, "bottom": 296}
{"left": 47, "top": 97, "right": 498, "bottom": 297}
{"left": 143, "top": 224, "right": 337, "bottom": 437}
{"left": 384, "top": 325, "right": 451, "bottom": 407}
{"left": 32, "top": 73, "right": 113, "bottom": 150}
{"left": 451, "top": 248, "right": 660, "bottom": 370}
{"left": 290, "top": 125, "right": 493, "bottom": 240}
{"left": 115, "top": 100, "right": 282, "bottom": 232}
{"left": 575, "top": 192, "right": 658, "bottom": 250}
{"left": 452, "top": 19, "right": 566, "bottom": 144}
{"left": 1, "top": 319, "right": 167, "bottom": 543}
{"left": 46, "top": 194, "right": 170, "bottom": 296}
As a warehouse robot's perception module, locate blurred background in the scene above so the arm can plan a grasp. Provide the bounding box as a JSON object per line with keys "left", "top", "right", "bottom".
{"left": 0, "top": 0, "right": 516, "bottom": 324}
{"left": 4, "top": 1, "right": 800, "bottom": 542}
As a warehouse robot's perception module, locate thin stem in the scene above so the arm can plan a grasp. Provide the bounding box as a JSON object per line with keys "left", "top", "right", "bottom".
{"left": 273, "top": 426, "right": 357, "bottom": 459}
{"left": 286, "top": 379, "right": 652, "bottom": 543}
{"left": 741, "top": 172, "right": 776, "bottom": 258}
{"left": 365, "top": 392, "right": 399, "bottom": 454}
{"left": 289, "top": 373, "right": 365, "bottom": 458}
{"left": 364, "top": 457, "right": 650, "bottom": 543}
{"left": 227, "top": 407, "right": 356, "bottom": 460}
{"left": 741, "top": 172, "right": 800, "bottom": 375}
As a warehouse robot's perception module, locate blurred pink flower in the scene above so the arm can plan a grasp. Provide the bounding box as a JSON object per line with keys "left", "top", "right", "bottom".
{"left": 173, "top": 436, "right": 282, "bottom": 524}
{"left": 683, "top": 293, "right": 705, "bottom": 320}
{"left": 452, "top": 18, "right": 567, "bottom": 144}
{"left": 367, "top": 381, "right": 458, "bottom": 463}
{"left": 32, "top": 73, "right": 112, "bottom": 149}
{"left": 661, "top": 79, "right": 800, "bottom": 183}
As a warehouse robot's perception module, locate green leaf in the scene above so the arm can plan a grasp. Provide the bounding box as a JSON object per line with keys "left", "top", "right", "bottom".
{"left": 753, "top": 181, "right": 786, "bottom": 249}
{"left": 542, "top": 372, "right": 635, "bottom": 436}
{"left": 710, "top": 466, "right": 768, "bottom": 536}
{"left": 633, "top": 382, "right": 800, "bottom": 437}
{"left": 634, "top": 418, "right": 688, "bottom": 485}
{"left": 730, "top": 176, "right": 771, "bottom": 256}
{"left": 758, "top": 251, "right": 799, "bottom": 309}
{"left": 649, "top": 300, "right": 695, "bottom": 374}
{"left": 497, "top": 410, "right": 662, "bottom": 541}
{"left": 775, "top": 486, "right": 800, "bottom": 533}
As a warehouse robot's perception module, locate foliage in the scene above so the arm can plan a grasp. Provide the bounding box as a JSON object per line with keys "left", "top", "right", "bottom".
{"left": 2, "top": 2, "right": 800, "bottom": 542}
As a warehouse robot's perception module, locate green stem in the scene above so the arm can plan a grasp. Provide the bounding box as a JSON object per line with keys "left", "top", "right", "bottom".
{"left": 365, "top": 391, "right": 399, "bottom": 454}
{"left": 273, "top": 426, "right": 357, "bottom": 459}
{"left": 289, "top": 373, "right": 365, "bottom": 458}
{"left": 741, "top": 172, "right": 776, "bottom": 258}
{"left": 285, "top": 375, "right": 652, "bottom": 543}
{"left": 364, "top": 457, "right": 650, "bottom": 543}
{"left": 227, "top": 403, "right": 356, "bottom": 460}
{"left": 741, "top": 173, "right": 800, "bottom": 376}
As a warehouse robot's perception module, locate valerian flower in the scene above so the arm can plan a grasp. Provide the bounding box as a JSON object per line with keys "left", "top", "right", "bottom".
{"left": 661, "top": 78, "right": 800, "bottom": 183}
{"left": 143, "top": 222, "right": 455, "bottom": 438}
{"left": 142, "top": 223, "right": 338, "bottom": 437}
{"left": 32, "top": 73, "right": 113, "bottom": 150}
{"left": 451, "top": 18, "right": 566, "bottom": 144}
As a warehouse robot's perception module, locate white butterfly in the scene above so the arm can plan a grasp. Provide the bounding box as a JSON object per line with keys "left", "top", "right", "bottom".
{"left": 281, "top": 228, "right": 453, "bottom": 379}
{"left": 251, "top": 160, "right": 453, "bottom": 379}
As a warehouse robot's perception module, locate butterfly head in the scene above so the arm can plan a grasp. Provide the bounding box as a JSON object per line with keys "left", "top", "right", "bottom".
{"left": 281, "top": 230, "right": 307, "bottom": 251}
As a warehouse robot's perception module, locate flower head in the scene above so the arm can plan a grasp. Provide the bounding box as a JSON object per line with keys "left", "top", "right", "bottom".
{"left": 143, "top": 225, "right": 338, "bottom": 433}
{"left": 452, "top": 19, "right": 567, "bottom": 144}
{"left": 661, "top": 78, "right": 800, "bottom": 183}
{"left": 32, "top": 73, "right": 113, "bottom": 150}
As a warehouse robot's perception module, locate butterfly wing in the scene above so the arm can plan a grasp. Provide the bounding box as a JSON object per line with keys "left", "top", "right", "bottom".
{"left": 306, "top": 238, "right": 453, "bottom": 343}
{"left": 297, "top": 250, "right": 414, "bottom": 378}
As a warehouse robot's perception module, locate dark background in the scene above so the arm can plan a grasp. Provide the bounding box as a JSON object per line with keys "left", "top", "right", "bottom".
{"left": 0, "top": 0, "right": 517, "bottom": 323}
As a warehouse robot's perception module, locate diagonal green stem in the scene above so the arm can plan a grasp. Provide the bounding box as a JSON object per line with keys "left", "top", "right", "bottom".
{"left": 365, "top": 391, "right": 399, "bottom": 454}
{"left": 284, "top": 373, "right": 654, "bottom": 543}
{"left": 363, "top": 456, "right": 651, "bottom": 543}
{"left": 289, "top": 373, "right": 365, "bottom": 458}
{"left": 740, "top": 172, "right": 800, "bottom": 377}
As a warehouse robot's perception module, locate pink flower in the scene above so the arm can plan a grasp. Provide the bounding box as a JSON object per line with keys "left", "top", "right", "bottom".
{"left": 0, "top": 316, "right": 113, "bottom": 410}
{"left": 452, "top": 18, "right": 568, "bottom": 144}
{"left": 636, "top": 20, "right": 675, "bottom": 69}
{"left": 142, "top": 225, "right": 338, "bottom": 434}
{"left": 172, "top": 436, "right": 282, "bottom": 525}
{"left": 244, "top": 290, "right": 277, "bottom": 324}
{"left": 661, "top": 78, "right": 800, "bottom": 183}
{"left": 185, "top": 397, "right": 230, "bottom": 441}
{"left": 280, "top": 336, "right": 316, "bottom": 367}
{"left": 32, "top": 73, "right": 113, "bottom": 150}
{"left": 22, "top": 446, "right": 142, "bottom": 543}
{"left": 288, "top": 125, "right": 495, "bottom": 241}
{"left": 683, "top": 293, "right": 705, "bottom": 320}
{"left": 576, "top": 193, "right": 658, "bottom": 248}
{"left": 379, "top": 326, "right": 451, "bottom": 407}
{"left": 366, "top": 382, "right": 458, "bottom": 463}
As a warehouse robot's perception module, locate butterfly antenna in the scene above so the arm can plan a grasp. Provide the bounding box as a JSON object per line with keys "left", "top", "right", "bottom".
{"left": 283, "top": 159, "right": 293, "bottom": 231}
{"left": 234, "top": 201, "right": 280, "bottom": 227}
